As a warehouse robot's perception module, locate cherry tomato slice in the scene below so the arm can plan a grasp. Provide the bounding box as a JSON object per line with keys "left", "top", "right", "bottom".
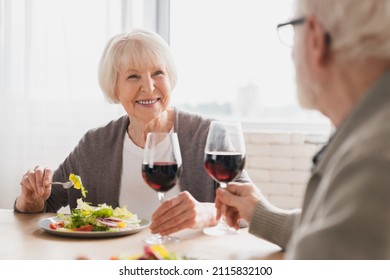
{"left": 74, "top": 225, "right": 94, "bottom": 231}
{"left": 49, "top": 221, "right": 65, "bottom": 230}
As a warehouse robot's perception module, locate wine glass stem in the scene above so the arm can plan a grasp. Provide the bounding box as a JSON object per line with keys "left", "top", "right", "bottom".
{"left": 156, "top": 192, "right": 165, "bottom": 241}
{"left": 158, "top": 192, "right": 165, "bottom": 204}
{"left": 219, "top": 182, "right": 228, "bottom": 226}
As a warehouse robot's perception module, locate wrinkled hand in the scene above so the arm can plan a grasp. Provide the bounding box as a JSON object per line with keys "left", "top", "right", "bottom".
{"left": 150, "top": 191, "right": 217, "bottom": 236}
{"left": 16, "top": 165, "right": 53, "bottom": 212}
{"left": 215, "top": 183, "right": 262, "bottom": 229}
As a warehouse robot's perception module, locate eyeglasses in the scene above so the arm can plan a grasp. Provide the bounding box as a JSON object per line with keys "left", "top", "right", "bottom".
{"left": 276, "top": 17, "right": 306, "bottom": 47}
{"left": 277, "top": 17, "right": 332, "bottom": 47}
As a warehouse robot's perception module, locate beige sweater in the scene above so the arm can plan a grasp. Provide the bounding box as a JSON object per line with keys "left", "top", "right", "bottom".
{"left": 249, "top": 71, "right": 390, "bottom": 259}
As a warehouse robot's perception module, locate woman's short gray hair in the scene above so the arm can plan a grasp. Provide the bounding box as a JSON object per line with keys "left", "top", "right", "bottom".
{"left": 98, "top": 29, "right": 177, "bottom": 103}
{"left": 296, "top": 0, "right": 390, "bottom": 62}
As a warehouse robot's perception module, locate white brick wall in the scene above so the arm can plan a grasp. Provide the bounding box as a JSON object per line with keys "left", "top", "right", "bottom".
{"left": 244, "top": 131, "right": 327, "bottom": 209}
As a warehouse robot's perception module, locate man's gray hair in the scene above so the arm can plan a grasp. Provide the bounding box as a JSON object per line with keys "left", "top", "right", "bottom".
{"left": 296, "top": 0, "right": 390, "bottom": 62}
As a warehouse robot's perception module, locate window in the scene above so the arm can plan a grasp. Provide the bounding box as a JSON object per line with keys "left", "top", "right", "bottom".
{"left": 0, "top": 0, "right": 330, "bottom": 209}
{"left": 0, "top": 0, "right": 154, "bottom": 208}
{"left": 169, "top": 0, "right": 330, "bottom": 133}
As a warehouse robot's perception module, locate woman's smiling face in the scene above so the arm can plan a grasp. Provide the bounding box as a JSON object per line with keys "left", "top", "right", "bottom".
{"left": 116, "top": 65, "right": 172, "bottom": 124}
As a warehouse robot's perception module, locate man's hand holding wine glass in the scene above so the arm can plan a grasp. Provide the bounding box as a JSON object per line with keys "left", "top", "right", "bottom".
{"left": 215, "top": 182, "right": 262, "bottom": 229}
{"left": 203, "top": 120, "right": 246, "bottom": 236}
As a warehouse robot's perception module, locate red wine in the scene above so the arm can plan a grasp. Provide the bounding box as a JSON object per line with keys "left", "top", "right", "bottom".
{"left": 204, "top": 152, "right": 245, "bottom": 183}
{"left": 142, "top": 162, "right": 180, "bottom": 192}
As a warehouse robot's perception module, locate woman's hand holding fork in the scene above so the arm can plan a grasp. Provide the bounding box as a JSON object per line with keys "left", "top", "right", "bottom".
{"left": 16, "top": 165, "right": 53, "bottom": 213}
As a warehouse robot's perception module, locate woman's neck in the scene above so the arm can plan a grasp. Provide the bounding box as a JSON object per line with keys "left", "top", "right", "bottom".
{"left": 127, "top": 108, "right": 174, "bottom": 148}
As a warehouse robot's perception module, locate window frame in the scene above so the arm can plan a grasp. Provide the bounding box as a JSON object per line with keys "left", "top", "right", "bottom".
{"left": 156, "top": 0, "right": 330, "bottom": 135}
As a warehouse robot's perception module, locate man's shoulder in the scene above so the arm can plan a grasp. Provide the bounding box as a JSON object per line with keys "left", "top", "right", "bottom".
{"left": 350, "top": 108, "right": 390, "bottom": 153}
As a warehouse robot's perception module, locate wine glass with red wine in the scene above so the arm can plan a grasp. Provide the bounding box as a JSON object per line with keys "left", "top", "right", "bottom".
{"left": 203, "top": 120, "right": 246, "bottom": 236}
{"left": 142, "top": 132, "right": 182, "bottom": 244}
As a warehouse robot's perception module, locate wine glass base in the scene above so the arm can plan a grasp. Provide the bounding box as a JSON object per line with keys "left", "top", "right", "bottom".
{"left": 203, "top": 225, "right": 240, "bottom": 236}
{"left": 144, "top": 235, "right": 180, "bottom": 245}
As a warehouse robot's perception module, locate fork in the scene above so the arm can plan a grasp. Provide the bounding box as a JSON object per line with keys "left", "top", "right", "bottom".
{"left": 50, "top": 181, "right": 74, "bottom": 189}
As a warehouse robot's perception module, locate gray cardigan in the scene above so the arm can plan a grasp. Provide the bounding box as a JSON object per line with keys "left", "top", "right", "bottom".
{"left": 44, "top": 108, "right": 249, "bottom": 212}
{"left": 250, "top": 71, "right": 390, "bottom": 259}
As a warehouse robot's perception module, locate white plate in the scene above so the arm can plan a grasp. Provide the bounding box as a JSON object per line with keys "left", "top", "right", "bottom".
{"left": 38, "top": 216, "right": 150, "bottom": 238}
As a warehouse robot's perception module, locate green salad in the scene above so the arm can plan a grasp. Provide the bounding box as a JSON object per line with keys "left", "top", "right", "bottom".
{"left": 50, "top": 199, "right": 141, "bottom": 232}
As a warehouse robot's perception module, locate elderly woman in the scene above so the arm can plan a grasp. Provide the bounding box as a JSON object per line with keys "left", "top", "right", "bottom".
{"left": 14, "top": 29, "right": 250, "bottom": 235}
{"left": 216, "top": 0, "right": 390, "bottom": 259}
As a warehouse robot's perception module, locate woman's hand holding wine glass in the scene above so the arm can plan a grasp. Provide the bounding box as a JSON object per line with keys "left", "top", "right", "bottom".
{"left": 142, "top": 132, "right": 182, "bottom": 244}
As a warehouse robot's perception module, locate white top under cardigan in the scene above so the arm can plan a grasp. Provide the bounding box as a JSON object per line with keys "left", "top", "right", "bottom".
{"left": 119, "top": 132, "right": 180, "bottom": 220}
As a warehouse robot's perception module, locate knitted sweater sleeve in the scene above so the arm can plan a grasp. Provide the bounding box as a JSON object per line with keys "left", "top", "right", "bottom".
{"left": 249, "top": 198, "right": 301, "bottom": 250}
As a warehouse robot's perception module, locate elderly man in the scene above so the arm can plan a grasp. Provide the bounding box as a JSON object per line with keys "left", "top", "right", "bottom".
{"left": 216, "top": 0, "right": 390, "bottom": 259}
